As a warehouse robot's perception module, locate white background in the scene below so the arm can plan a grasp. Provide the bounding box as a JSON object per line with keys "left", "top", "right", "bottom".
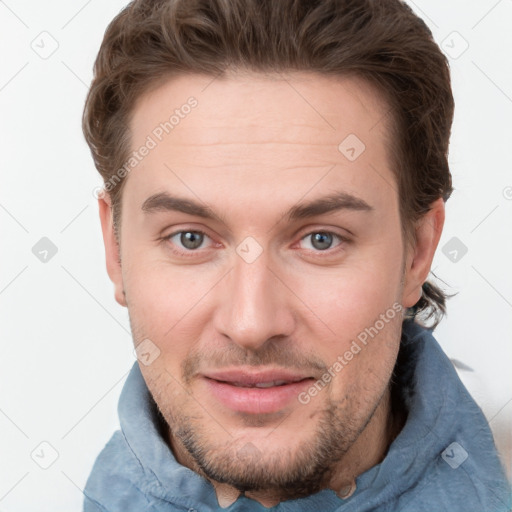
{"left": 1, "top": 0, "right": 511, "bottom": 510}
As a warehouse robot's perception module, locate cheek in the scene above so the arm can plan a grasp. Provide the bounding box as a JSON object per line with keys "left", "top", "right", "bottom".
{"left": 122, "top": 253, "right": 216, "bottom": 360}
{"left": 293, "top": 255, "right": 403, "bottom": 332}
{"left": 319, "top": 310, "right": 402, "bottom": 409}
{"left": 122, "top": 236, "right": 210, "bottom": 315}
{"left": 286, "top": 246, "right": 404, "bottom": 384}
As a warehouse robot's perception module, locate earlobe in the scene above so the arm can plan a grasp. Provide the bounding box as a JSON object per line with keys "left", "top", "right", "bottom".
{"left": 98, "top": 195, "right": 127, "bottom": 307}
{"left": 402, "top": 199, "right": 445, "bottom": 309}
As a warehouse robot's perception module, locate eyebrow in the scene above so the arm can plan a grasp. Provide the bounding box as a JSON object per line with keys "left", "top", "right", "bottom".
{"left": 286, "top": 191, "right": 373, "bottom": 221}
{"left": 141, "top": 191, "right": 373, "bottom": 223}
{"left": 142, "top": 193, "right": 218, "bottom": 220}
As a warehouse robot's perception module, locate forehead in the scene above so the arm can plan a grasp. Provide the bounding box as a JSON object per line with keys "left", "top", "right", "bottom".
{"left": 124, "top": 71, "right": 397, "bottom": 220}
{"left": 130, "top": 71, "right": 392, "bottom": 147}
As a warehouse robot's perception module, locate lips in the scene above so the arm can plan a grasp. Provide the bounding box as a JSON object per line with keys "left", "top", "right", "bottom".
{"left": 202, "top": 368, "right": 314, "bottom": 414}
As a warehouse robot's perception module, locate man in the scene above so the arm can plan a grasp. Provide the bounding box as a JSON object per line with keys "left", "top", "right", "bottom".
{"left": 81, "top": 0, "right": 511, "bottom": 510}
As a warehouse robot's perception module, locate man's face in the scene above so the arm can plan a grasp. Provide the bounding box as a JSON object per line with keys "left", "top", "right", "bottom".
{"left": 102, "top": 72, "right": 428, "bottom": 497}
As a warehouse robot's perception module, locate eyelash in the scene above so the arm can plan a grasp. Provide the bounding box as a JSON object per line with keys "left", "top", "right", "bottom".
{"left": 161, "top": 229, "right": 349, "bottom": 259}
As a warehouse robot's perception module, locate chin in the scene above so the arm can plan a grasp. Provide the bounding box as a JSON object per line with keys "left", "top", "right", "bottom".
{"left": 168, "top": 401, "right": 356, "bottom": 498}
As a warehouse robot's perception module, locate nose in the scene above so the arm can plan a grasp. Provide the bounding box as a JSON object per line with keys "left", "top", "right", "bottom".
{"left": 212, "top": 247, "right": 295, "bottom": 352}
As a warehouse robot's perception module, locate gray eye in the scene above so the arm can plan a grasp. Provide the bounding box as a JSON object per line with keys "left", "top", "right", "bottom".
{"left": 310, "top": 232, "right": 333, "bottom": 250}
{"left": 179, "top": 231, "right": 204, "bottom": 250}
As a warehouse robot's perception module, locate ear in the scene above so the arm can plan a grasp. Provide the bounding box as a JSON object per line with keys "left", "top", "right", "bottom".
{"left": 98, "top": 194, "right": 127, "bottom": 307}
{"left": 402, "top": 198, "right": 445, "bottom": 308}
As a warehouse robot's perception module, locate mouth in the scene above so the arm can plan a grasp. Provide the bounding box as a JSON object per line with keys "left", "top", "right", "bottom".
{"left": 224, "top": 379, "right": 302, "bottom": 388}
{"left": 202, "top": 368, "right": 315, "bottom": 414}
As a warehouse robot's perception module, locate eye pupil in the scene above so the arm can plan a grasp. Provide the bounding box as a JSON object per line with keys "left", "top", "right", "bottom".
{"left": 311, "top": 232, "right": 333, "bottom": 250}
{"left": 180, "top": 231, "right": 203, "bottom": 249}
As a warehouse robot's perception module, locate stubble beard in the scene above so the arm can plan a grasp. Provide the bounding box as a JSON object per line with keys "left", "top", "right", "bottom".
{"left": 157, "top": 390, "right": 377, "bottom": 500}
{"left": 129, "top": 306, "right": 402, "bottom": 500}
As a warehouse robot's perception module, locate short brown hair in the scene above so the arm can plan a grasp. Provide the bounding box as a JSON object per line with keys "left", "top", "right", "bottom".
{"left": 82, "top": 0, "right": 454, "bottom": 327}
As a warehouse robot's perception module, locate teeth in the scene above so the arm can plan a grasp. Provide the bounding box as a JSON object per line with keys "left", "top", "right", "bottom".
{"left": 254, "top": 380, "right": 288, "bottom": 388}
{"left": 254, "top": 382, "right": 275, "bottom": 388}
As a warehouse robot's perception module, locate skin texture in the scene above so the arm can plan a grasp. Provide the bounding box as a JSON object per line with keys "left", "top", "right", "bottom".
{"left": 98, "top": 71, "right": 445, "bottom": 506}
